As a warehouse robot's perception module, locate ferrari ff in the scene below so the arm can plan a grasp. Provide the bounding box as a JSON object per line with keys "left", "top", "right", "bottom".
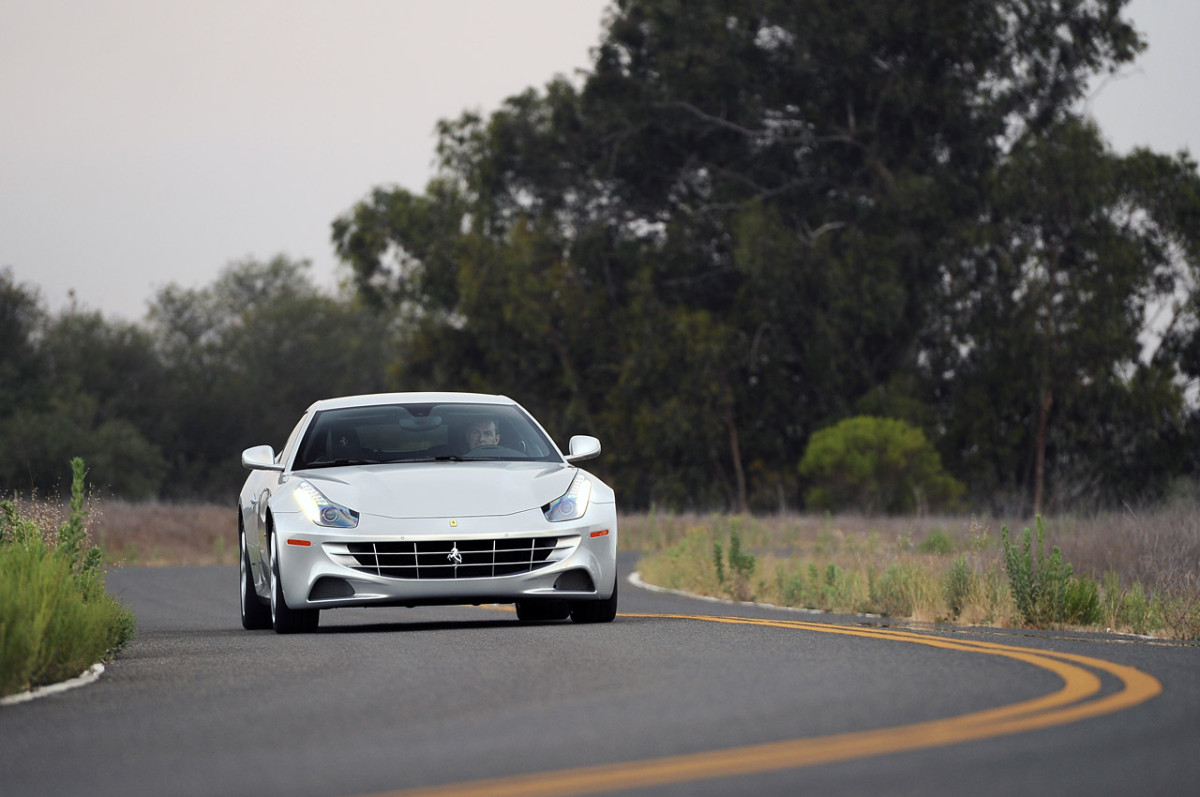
{"left": 238, "top": 392, "right": 618, "bottom": 633}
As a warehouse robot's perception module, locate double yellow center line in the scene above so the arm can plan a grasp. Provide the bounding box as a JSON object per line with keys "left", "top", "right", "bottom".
{"left": 367, "top": 613, "right": 1162, "bottom": 797}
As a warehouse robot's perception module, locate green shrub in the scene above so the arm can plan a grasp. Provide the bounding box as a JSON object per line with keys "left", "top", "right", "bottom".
{"left": 775, "top": 564, "right": 811, "bottom": 608}
{"left": 1002, "top": 516, "right": 1097, "bottom": 627}
{"left": 1062, "top": 574, "right": 1102, "bottom": 626}
{"left": 713, "top": 528, "right": 756, "bottom": 601}
{"left": 918, "top": 529, "right": 954, "bottom": 555}
{"left": 1160, "top": 595, "right": 1200, "bottom": 641}
{"left": 799, "top": 416, "right": 964, "bottom": 514}
{"left": 873, "top": 563, "right": 919, "bottom": 617}
{"left": 944, "top": 555, "right": 973, "bottom": 619}
{"left": 1101, "top": 571, "right": 1124, "bottom": 627}
{"left": 820, "top": 563, "right": 857, "bottom": 610}
{"left": 1120, "top": 582, "right": 1155, "bottom": 635}
{"left": 0, "top": 458, "right": 135, "bottom": 698}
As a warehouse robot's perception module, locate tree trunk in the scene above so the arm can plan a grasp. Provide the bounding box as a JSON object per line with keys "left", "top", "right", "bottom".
{"left": 726, "top": 404, "right": 748, "bottom": 514}
{"left": 1033, "top": 390, "right": 1053, "bottom": 517}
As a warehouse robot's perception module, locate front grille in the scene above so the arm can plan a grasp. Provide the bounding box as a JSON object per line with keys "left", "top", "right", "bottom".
{"left": 326, "top": 536, "right": 578, "bottom": 580}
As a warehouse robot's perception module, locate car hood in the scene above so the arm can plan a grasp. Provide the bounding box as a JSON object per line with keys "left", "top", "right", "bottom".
{"left": 293, "top": 461, "right": 577, "bottom": 519}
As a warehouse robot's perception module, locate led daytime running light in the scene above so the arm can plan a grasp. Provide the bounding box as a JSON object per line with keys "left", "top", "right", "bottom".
{"left": 544, "top": 473, "right": 592, "bottom": 522}
{"left": 295, "top": 481, "right": 359, "bottom": 528}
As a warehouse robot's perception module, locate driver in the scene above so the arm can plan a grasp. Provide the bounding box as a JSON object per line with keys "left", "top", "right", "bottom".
{"left": 465, "top": 418, "right": 501, "bottom": 450}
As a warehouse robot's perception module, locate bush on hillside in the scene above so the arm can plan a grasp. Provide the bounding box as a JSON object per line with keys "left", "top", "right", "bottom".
{"left": 799, "top": 416, "right": 964, "bottom": 514}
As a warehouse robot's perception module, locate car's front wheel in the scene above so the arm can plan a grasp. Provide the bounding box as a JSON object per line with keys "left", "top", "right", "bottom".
{"left": 570, "top": 577, "right": 618, "bottom": 624}
{"left": 269, "top": 531, "right": 319, "bottom": 634}
{"left": 240, "top": 522, "right": 272, "bottom": 630}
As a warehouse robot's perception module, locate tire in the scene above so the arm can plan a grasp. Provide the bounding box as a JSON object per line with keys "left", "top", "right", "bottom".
{"left": 570, "top": 577, "right": 618, "bottom": 624}
{"left": 515, "top": 599, "right": 571, "bottom": 622}
{"left": 269, "top": 532, "right": 319, "bottom": 634}
{"left": 240, "top": 523, "right": 272, "bottom": 630}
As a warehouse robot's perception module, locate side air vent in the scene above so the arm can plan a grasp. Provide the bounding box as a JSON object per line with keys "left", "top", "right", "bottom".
{"left": 309, "top": 576, "right": 356, "bottom": 600}
{"left": 553, "top": 569, "right": 595, "bottom": 592}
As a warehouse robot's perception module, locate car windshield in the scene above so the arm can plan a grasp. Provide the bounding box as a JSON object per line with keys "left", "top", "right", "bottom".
{"left": 293, "top": 402, "right": 560, "bottom": 470}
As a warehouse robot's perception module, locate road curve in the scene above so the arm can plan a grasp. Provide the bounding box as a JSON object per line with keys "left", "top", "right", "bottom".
{"left": 0, "top": 553, "right": 1196, "bottom": 797}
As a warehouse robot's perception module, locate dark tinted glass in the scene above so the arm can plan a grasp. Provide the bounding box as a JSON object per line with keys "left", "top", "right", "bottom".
{"left": 294, "top": 403, "right": 559, "bottom": 469}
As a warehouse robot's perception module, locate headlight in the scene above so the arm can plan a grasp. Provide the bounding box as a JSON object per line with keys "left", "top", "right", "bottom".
{"left": 543, "top": 473, "right": 592, "bottom": 522}
{"left": 294, "top": 481, "right": 359, "bottom": 528}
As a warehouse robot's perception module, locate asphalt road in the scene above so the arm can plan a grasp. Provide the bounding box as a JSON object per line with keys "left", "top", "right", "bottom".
{"left": 1, "top": 552, "right": 1197, "bottom": 796}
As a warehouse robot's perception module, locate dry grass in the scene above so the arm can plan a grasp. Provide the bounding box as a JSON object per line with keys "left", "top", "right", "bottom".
{"left": 91, "top": 500, "right": 237, "bottom": 566}
{"left": 624, "top": 506, "right": 1200, "bottom": 639}
{"left": 629, "top": 513, "right": 1022, "bottom": 624}
{"left": 621, "top": 507, "right": 1200, "bottom": 592}
{"left": 1043, "top": 505, "right": 1200, "bottom": 596}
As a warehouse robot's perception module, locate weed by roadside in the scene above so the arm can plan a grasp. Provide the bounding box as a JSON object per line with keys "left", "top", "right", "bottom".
{"left": 0, "top": 459, "right": 136, "bottom": 698}
{"left": 1001, "top": 517, "right": 1102, "bottom": 627}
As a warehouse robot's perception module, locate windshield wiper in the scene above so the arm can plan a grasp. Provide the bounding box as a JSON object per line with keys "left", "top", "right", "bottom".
{"left": 305, "top": 458, "right": 384, "bottom": 468}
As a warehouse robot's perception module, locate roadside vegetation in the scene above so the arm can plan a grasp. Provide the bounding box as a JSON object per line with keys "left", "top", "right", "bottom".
{"left": 626, "top": 504, "right": 1200, "bottom": 642}
{"left": 48, "top": 493, "right": 1198, "bottom": 643}
{"left": 0, "top": 460, "right": 135, "bottom": 699}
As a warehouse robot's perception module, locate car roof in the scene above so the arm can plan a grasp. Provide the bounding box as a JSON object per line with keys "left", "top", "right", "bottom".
{"left": 305, "top": 392, "right": 516, "bottom": 412}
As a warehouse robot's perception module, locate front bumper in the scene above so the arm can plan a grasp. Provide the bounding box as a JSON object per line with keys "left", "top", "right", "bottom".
{"left": 270, "top": 505, "right": 618, "bottom": 610}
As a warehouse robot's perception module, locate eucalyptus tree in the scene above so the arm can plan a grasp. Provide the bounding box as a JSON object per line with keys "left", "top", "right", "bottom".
{"left": 925, "top": 120, "right": 1200, "bottom": 512}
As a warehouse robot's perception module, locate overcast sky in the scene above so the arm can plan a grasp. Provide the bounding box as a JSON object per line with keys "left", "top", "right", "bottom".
{"left": 2, "top": 0, "right": 1197, "bottom": 322}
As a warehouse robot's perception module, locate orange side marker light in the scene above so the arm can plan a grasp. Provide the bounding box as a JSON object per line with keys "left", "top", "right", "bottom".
{"left": 286, "top": 538, "right": 312, "bottom": 547}
{"left": 590, "top": 529, "right": 609, "bottom": 538}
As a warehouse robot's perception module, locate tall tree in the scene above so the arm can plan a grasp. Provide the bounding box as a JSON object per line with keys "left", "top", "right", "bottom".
{"left": 333, "top": 0, "right": 1190, "bottom": 511}
{"left": 925, "top": 119, "right": 1200, "bottom": 512}
{"left": 0, "top": 269, "right": 43, "bottom": 417}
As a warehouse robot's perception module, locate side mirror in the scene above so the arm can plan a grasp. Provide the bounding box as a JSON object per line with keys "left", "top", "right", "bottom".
{"left": 242, "top": 445, "right": 284, "bottom": 472}
{"left": 565, "top": 435, "right": 601, "bottom": 463}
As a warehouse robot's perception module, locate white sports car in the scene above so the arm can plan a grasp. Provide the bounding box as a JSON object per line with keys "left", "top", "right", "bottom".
{"left": 238, "top": 392, "right": 618, "bottom": 633}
